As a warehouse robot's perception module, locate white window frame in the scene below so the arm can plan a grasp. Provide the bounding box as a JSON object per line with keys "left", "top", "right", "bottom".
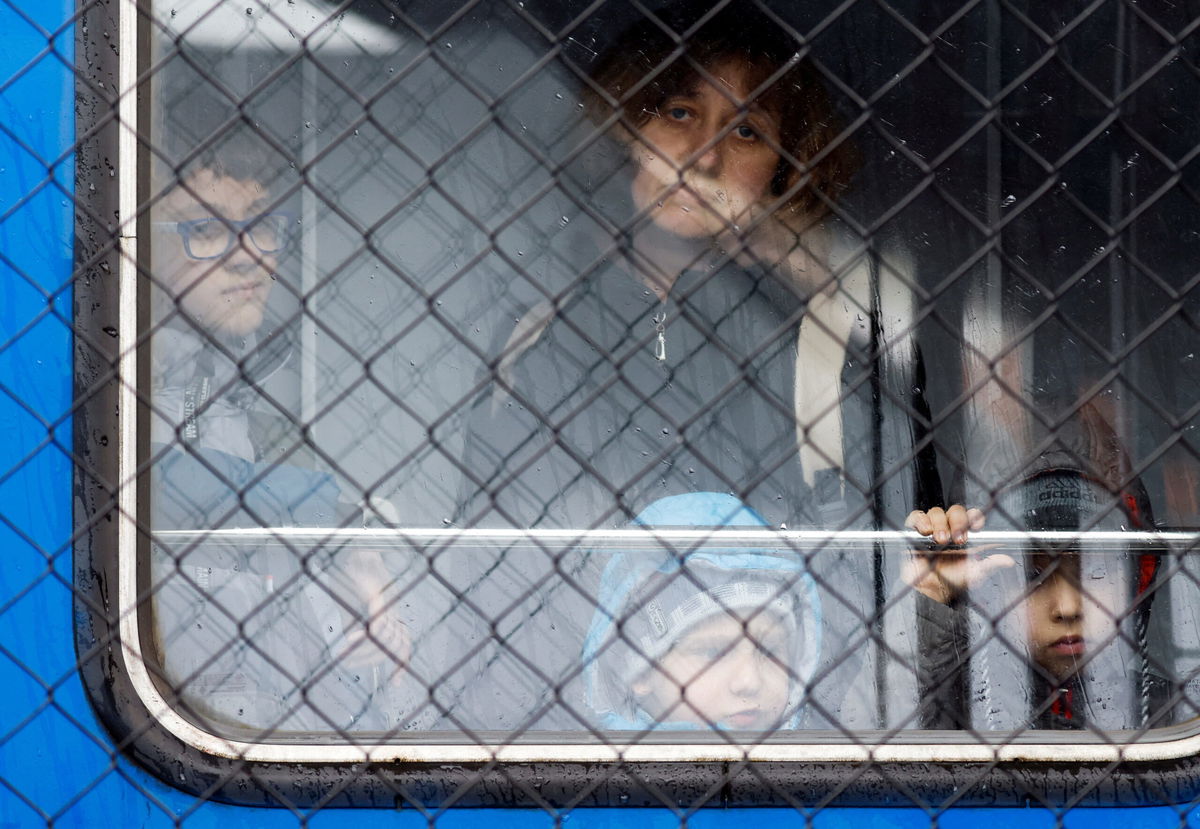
{"left": 112, "top": 0, "right": 1200, "bottom": 768}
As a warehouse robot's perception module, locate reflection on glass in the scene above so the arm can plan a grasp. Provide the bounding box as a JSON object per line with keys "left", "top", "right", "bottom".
{"left": 136, "top": 0, "right": 1200, "bottom": 745}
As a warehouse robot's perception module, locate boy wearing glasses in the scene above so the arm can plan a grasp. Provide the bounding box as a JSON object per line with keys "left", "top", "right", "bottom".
{"left": 149, "top": 142, "right": 412, "bottom": 735}
{"left": 153, "top": 163, "right": 291, "bottom": 341}
{"left": 150, "top": 143, "right": 296, "bottom": 462}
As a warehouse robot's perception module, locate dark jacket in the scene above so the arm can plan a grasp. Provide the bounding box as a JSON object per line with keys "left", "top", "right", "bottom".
{"left": 914, "top": 404, "right": 1163, "bottom": 731}
{"left": 446, "top": 235, "right": 944, "bottom": 731}
{"left": 456, "top": 246, "right": 942, "bottom": 531}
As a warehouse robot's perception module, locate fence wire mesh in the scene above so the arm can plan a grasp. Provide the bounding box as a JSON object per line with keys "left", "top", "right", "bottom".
{"left": 6, "top": 0, "right": 1200, "bottom": 820}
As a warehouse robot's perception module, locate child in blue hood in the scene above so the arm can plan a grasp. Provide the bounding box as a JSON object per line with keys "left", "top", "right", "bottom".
{"left": 583, "top": 551, "right": 821, "bottom": 731}
{"left": 581, "top": 493, "right": 821, "bottom": 731}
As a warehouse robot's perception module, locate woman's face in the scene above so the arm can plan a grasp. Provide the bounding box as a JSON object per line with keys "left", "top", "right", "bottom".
{"left": 629, "top": 61, "right": 783, "bottom": 239}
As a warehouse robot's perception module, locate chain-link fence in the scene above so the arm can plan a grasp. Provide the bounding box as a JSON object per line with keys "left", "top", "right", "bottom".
{"left": 5, "top": 0, "right": 1200, "bottom": 818}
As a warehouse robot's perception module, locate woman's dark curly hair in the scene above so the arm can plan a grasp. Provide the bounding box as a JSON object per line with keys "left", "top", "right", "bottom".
{"left": 584, "top": 0, "right": 857, "bottom": 219}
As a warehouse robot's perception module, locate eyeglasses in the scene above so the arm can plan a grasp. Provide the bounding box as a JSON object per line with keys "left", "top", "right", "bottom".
{"left": 153, "top": 212, "right": 296, "bottom": 261}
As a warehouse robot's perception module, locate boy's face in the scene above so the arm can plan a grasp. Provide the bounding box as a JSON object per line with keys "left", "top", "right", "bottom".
{"left": 1023, "top": 552, "right": 1113, "bottom": 680}
{"left": 633, "top": 611, "right": 792, "bottom": 730}
{"left": 629, "top": 60, "right": 783, "bottom": 239}
{"left": 155, "top": 168, "right": 279, "bottom": 338}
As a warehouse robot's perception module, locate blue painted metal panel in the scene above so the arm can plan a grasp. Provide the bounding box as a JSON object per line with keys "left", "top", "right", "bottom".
{"left": 1, "top": 1, "right": 84, "bottom": 826}
{"left": 0, "top": 0, "right": 1194, "bottom": 826}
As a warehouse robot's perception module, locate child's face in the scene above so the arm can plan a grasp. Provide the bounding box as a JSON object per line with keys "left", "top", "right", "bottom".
{"left": 1023, "top": 552, "right": 1110, "bottom": 680}
{"left": 629, "top": 60, "right": 783, "bottom": 239}
{"left": 155, "top": 168, "right": 279, "bottom": 338}
{"left": 633, "top": 611, "right": 792, "bottom": 730}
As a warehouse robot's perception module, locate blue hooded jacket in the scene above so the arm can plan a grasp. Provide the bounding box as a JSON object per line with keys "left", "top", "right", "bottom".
{"left": 580, "top": 492, "right": 822, "bottom": 731}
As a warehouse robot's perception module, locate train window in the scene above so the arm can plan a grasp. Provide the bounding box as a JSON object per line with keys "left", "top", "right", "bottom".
{"left": 75, "top": 0, "right": 1200, "bottom": 805}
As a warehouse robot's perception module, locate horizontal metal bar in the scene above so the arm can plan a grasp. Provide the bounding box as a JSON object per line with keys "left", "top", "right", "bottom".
{"left": 149, "top": 527, "right": 1200, "bottom": 549}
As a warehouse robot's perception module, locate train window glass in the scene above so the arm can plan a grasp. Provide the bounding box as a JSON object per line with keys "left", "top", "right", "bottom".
{"left": 117, "top": 0, "right": 1200, "bottom": 763}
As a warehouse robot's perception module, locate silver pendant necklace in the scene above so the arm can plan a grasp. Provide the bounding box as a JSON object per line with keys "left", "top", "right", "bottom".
{"left": 652, "top": 310, "right": 667, "bottom": 362}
